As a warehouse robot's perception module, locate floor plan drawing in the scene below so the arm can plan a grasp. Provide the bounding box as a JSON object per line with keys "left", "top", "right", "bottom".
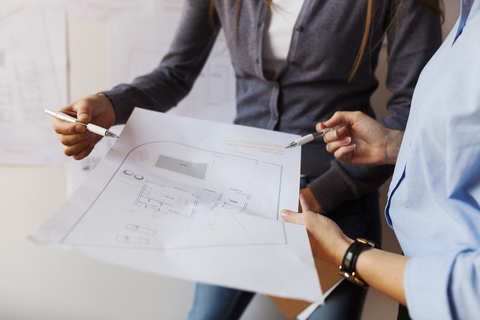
{"left": 62, "top": 142, "right": 287, "bottom": 250}
{"left": 0, "top": 4, "right": 68, "bottom": 165}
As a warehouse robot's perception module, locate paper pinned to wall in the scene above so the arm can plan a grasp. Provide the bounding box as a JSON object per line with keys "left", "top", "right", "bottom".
{"left": 31, "top": 108, "right": 324, "bottom": 303}
{"left": 39, "top": 0, "right": 154, "bottom": 20}
{"left": 108, "top": 0, "right": 237, "bottom": 124}
{"left": 0, "top": 4, "right": 68, "bottom": 166}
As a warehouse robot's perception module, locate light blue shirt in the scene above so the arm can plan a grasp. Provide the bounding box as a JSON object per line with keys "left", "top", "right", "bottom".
{"left": 385, "top": 0, "right": 480, "bottom": 318}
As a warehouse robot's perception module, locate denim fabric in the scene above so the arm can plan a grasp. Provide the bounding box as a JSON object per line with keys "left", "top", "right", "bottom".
{"left": 187, "top": 284, "right": 254, "bottom": 320}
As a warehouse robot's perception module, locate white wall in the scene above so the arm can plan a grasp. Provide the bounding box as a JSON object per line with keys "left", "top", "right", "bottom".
{"left": 0, "top": 2, "right": 460, "bottom": 319}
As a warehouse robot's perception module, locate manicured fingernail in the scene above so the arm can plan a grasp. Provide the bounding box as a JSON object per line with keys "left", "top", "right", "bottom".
{"left": 78, "top": 113, "right": 89, "bottom": 122}
{"left": 75, "top": 124, "right": 85, "bottom": 133}
{"left": 347, "top": 143, "right": 356, "bottom": 150}
{"left": 341, "top": 137, "right": 351, "bottom": 144}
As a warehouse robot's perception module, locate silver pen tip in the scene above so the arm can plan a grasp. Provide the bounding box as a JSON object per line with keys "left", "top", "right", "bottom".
{"left": 285, "top": 142, "right": 297, "bottom": 149}
{"left": 106, "top": 131, "right": 119, "bottom": 138}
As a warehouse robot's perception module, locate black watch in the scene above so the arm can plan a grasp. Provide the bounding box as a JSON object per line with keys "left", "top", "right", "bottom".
{"left": 339, "top": 238, "right": 379, "bottom": 288}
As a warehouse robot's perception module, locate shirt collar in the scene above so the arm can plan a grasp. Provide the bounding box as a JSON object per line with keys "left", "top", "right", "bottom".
{"left": 456, "top": 0, "right": 480, "bottom": 40}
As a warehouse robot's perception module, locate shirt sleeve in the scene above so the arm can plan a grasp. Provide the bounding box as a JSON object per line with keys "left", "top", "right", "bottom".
{"left": 405, "top": 249, "right": 480, "bottom": 319}
{"left": 101, "top": 0, "right": 219, "bottom": 125}
{"left": 399, "top": 19, "right": 480, "bottom": 318}
{"left": 308, "top": 0, "right": 442, "bottom": 212}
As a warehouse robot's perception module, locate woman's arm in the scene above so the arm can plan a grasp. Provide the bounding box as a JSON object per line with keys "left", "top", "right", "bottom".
{"left": 51, "top": 0, "right": 219, "bottom": 160}
{"left": 281, "top": 193, "right": 409, "bottom": 305}
{"left": 103, "top": 0, "right": 220, "bottom": 125}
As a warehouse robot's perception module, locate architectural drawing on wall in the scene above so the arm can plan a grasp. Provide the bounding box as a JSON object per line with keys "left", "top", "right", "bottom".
{"left": 62, "top": 142, "right": 287, "bottom": 250}
{"left": 0, "top": 4, "right": 68, "bottom": 165}
{"left": 45, "top": 0, "right": 153, "bottom": 20}
{"left": 109, "top": 0, "right": 236, "bottom": 124}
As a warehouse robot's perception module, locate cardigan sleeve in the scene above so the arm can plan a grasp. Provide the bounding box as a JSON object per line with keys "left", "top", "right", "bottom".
{"left": 101, "top": 0, "right": 220, "bottom": 125}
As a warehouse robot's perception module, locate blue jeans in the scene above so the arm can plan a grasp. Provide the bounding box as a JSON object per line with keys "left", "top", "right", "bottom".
{"left": 187, "top": 177, "right": 381, "bottom": 320}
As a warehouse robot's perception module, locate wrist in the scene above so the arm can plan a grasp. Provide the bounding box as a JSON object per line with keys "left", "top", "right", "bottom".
{"left": 96, "top": 93, "right": 117, "bottom": 125}
{"left": 334, "top": 237, "right": 354, "bottom": 267}
{"left": 338, "top": 238, "right": 379, "bottom": 287}
{"left": 386, "top": 130, "right": 404, "bottom": 164}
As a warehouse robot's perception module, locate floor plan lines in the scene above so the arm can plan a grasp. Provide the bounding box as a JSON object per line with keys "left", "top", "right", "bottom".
{"left": 60, "top": 141, "right": 287, "bottom": 250}
{"left": 134, "top": 180, "right": 199, "bottom": 219}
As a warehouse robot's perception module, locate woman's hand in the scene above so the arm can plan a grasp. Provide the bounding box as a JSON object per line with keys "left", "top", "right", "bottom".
{"left": 281, "top": 193, "right": 352, "bottom": 266}
{"left": 320, "top": 111, "right": 403, "bottom": 165}
{"left": 51, "top": 94, "right": 116, "bottom": 160}
{"left": 283, "top": 193, "right": 409, "bottom": 305}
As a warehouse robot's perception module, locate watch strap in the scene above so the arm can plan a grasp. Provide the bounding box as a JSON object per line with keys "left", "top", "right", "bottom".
{"left": 339, "top": 238, "right": 378, "bottom": 288}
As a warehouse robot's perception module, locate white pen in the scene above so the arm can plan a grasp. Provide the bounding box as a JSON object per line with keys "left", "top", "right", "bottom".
{"left": 285, "top": 124, "right": 346, "bottom": 149}
{"left": 45, "top": 109, "right": 119, "bottom": 138}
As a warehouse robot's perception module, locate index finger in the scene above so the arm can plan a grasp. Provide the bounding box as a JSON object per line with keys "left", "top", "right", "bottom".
{"left": 51, "top": 116, "right": 86, "bottom": 135}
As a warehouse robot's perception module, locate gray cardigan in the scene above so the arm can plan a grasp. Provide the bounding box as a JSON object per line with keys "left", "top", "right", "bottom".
{"left": 104, "top": 0, "right": 441, "bottom": 212}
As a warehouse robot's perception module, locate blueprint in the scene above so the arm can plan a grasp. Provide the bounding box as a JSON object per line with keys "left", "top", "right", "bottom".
{"left": 0, "top": 3, "right": 68, "bottom": 165}
{"left": 31, "top": 108, "right": 323, "bottom": 302}
{"left": 108, "top": 0, "right": 237, "bottom": 124}
{"left": 64, "top": 142, "right": 287, "bottom": 249}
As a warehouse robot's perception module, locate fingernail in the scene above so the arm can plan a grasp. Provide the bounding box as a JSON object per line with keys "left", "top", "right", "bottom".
{"left": 347, "top": 143, "right": 356, "bottom": 150}
{"left": 281, "top": 210, "right": 289, "bottom": 220}
{"left": 75, "top": 124, "right": 85, "bottom": 133}
{"left": 78, "top": 113, "right": 89, "bottom": 122}
{"left": 341, "top": 137, "right": 351, "bottom": 144}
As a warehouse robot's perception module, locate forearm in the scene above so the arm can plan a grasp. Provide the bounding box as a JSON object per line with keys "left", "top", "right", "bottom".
{"left": 354, "top": 248, "right": 409, "bottom": 305}
{"left": 102, "top": 0, "right": 218, "bottom": 125}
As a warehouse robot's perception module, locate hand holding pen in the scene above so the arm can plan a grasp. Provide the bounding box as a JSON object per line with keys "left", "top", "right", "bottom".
{"left": 49, "top": 94, "right": 117, "bottom": 160}
{"left": 321, "top": 111, "right": 403, "bottom": 165}
{"left": 285, "top": 124, "right": 346, "bottom": 149}
{"left": 46, "top": 109, "right": 119, "bottom": 138}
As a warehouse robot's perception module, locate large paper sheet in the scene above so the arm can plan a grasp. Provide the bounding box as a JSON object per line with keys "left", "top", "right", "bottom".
{"left": 31, "top": 108, "right": 323, "bottom": 302}
{"left": 67, "top": 125, "right": 124, "bottom": 196}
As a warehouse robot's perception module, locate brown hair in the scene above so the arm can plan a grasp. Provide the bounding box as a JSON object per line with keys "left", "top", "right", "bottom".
{"left": 209, "top": 0, "right": 444, "bottom": 80}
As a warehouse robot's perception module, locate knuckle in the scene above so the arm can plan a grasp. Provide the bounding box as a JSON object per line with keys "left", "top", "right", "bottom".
{"left": 52, "top": 122, "right": 62, "bottom": 134}
{"left": 58, "top": 135, "right": 70, "bottom": 146}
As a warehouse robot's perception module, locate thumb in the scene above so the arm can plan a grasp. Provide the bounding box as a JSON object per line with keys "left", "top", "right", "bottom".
{"left": 319, "top": 111, "right": 353, "bottom": 131}
{"left": 281, "top": 209, "right": 302, "bottom": 224}
{"left": 74, "top": 98, "right": 95, "bottom": 123}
